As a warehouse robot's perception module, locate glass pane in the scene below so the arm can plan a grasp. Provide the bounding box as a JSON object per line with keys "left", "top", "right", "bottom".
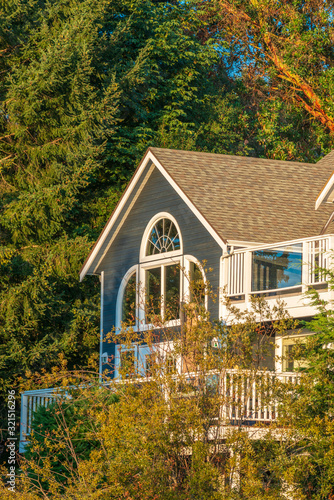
{"left": 146, "top": 267, "right": 161, "bottom": 317}
{"left": 189, "top": 262, "right": 205, "bottom": 307}
{"left": 168, "top": 221, "right": 180, "bottom": 251}
{"left": 146, "top": 225, "right": 159, "bottom": 255}
{"left": 252, "top": 243, "right": 302, "bottom": 292}
{"left": 146, "top": 218, "right": 180, "bottom": 255}
{"left": 165, "top": 264, "right": 180, "bottom": 320}
{"left": 122, "top": 273, "right": 136, "bottom": 325}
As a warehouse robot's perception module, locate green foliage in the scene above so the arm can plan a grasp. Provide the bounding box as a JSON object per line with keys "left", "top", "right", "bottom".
{"left": 0, "top": 0, "right": 223, "bottom": 431}
{"left": 24, "top": 386, "right": 119, "bottom": 490}
{"left": 12, "top": 297, "right": 293, "bottom": 499}
{"left": 1, "top": 1, "right": 334, "bottom": 485}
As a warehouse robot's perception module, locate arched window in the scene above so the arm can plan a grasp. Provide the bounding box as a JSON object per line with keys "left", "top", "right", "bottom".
{"left": 122, "top": 272, "right": 136, "bottom": 325}
{"left": 116, "top": 265, "right": 138, "bottom": 330}
{"left": 146, "top": 217, "right": 180, "bottom": 256}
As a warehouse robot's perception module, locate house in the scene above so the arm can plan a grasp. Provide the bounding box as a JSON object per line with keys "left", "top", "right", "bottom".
{"left": 80, "top": 147, "right": 334, "bottom": 377}
{"left": 19, "top": 147, "right": 334, "bottom": 450}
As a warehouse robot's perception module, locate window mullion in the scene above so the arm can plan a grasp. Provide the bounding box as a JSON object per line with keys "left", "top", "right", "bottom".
{"left": 161, "top": 264, "right": 165, "bottom": 319}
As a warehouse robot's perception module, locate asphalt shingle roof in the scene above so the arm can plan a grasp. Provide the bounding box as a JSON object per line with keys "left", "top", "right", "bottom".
{"left": 150, "top": 147, "right": 334, "bottom": 244}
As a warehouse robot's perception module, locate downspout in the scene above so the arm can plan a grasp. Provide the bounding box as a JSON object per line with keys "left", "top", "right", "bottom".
{"left": 99, "top": 271, "right": 104, "bottom": 381}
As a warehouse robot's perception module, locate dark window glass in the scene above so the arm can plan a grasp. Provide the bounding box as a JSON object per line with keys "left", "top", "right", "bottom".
{"left": 146, "top": 218, "right": 181, "bottom": 255}
{"left": 146, "top": 267, "right": 161, "bottom": 317}
{"left": 165, "top": 264, "right": 180, "bottom": 320}
{"left": 252, "top": 244, "right": 302, "bottom": 292}
{"left": 122, "top": 273, "right": 136, "bottom": 325}
{"left": 189, "top": 262, "right": 205, "bottom": 306}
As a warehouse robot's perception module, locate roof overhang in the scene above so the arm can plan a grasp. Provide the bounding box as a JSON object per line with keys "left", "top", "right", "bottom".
{"left": 80, "top": 148, "right": 227, "bottom": 281}
{"left": 315, "top": 171, "right": 334, "bottom": 210}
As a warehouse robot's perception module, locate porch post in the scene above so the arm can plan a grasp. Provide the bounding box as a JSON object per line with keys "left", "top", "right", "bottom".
{"left": 244, "top": 250, "right": 252, "bottom": 306}
{"left": 19, "top": 392, "right": 28, "bottom": 453}
{"left": 99, "top": 271, "right": 105, "bottom": 380}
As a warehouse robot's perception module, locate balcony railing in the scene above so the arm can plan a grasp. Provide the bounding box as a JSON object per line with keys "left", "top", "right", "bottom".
{"left": 221, "top": 370, "right": 299, "bottom": 423}
{"left": 19, "top": 371, "right": 299, "bottom": 451}
{"left": 226, "top": 234, "right": 333, "bottom": 299}
{"left": 19, "top": 387, "right": 65, "bottom": 453}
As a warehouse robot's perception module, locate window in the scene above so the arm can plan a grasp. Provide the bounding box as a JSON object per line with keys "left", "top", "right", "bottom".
{"left": 146, "top": 218, "right": 180, "bottom": 256}
{"left": 282, "top": 336, "right": 309, "bottom": 372}
{"left": 122, "top": 272, "right": 136, "bottom": 325}
{"left": 146, "top": 263, "right": 180, "bottom": 322}
{"left": 166, "top": 354, "right": 177, "bottom": 374}
{"left": 189, "top": 261, "right": 206, "bottom": 307}
{"left": 252, "top": 243, "right": 302, "bottom": 292}
{"left": 116, "top": 215, "right": 206, "bottom": 336}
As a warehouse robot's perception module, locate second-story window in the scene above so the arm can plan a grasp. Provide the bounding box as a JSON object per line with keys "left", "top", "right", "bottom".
{"left": 116, "top": 213, "right": 207, "bottom": 333}
{"left": 146, "top": 263, "right": 180, "bottom": 322}
{"left": 146, "top": 217, "right": 180, "bottom": 255}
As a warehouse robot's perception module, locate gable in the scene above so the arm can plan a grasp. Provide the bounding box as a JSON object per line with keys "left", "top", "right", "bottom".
{"left": 97, "top": 167, "right": 224, "bottom": 334}
{"left": 95, "top": 166, "right": 225, "bottom": 276}
{"left": 80, "top": 150, "right": 226, "bottom": 281}
{"left": 81, "top": 147, "right": 334, "bottom": 281}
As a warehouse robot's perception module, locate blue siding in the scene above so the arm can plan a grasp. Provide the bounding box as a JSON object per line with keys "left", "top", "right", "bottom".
{"left": 97, "top": 166, "right": 223, "bottom": 376}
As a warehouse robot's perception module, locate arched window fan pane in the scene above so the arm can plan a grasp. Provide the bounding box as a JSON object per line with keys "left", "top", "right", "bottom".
{"left": 146, "top": 218, "right": 180, "bottom": 256}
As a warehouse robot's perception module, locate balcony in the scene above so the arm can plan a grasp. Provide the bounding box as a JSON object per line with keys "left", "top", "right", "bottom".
{"left": 19, "top": 370, "right": 299, "bottom": 452}
{"left": 222, "top": 234, "right": 334, "bottom": 319}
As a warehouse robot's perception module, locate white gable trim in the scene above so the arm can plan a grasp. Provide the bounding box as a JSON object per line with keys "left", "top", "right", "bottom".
{"left": 315, "top": 171, "right": 334, "bottom": 210}
{"left": 80, "top": 150, "right": 227, "bottom": 281}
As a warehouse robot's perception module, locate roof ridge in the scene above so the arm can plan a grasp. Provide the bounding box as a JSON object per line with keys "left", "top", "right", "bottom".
{"left": 149, "top": 147, "right": 314, "bottom": 167}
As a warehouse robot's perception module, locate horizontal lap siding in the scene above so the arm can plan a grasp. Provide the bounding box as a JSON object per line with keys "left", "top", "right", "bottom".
{"left": 97, "top": 166, "right": 223, "bottom": 376}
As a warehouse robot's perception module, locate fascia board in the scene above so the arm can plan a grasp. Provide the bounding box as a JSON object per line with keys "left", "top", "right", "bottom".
{"left": 80, "top": 150, "right": 227, "bottom": 281}
{"left": 315, "top": 171, "right": 334, "bottom": 210}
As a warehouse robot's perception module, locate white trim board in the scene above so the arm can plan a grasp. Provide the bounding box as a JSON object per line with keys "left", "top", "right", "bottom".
{"left": 80, "top": 150, "right": 227, "bottom": 281}
{"left": 316, "top": 171, "right": 334, "bottom": 210}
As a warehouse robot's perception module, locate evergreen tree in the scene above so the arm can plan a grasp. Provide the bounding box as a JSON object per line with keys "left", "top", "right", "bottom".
{"left": 0, "top": 0, "right": 226, "bottom": 432}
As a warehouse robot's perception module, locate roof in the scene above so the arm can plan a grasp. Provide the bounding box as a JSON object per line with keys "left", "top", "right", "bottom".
{"left": 149, "top": 147, "right": 334, "bottom": 244}
{"left": 80, "top": 147, "right": 334, "bottom": 279}
{"left": 315, "top": 150, "right": 334, "bottom": 209}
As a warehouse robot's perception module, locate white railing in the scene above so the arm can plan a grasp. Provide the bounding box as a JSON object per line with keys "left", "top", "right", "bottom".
{"left": 226, "top": 234, "right": 334, "bottom": 298}
{"left": 19, "top": 371, "right": 299, "bottom": 451}
{"left": 220, "top": 370, "right": 298, "bottom": 423}
{"left": 19, "top": 388, "right": 65, "bottom": 453}
{"left": 227, "top": 253, "right": 245, "bottom": 296}
{"left": 308, "top": 237, "right": 329, "bottom": 284}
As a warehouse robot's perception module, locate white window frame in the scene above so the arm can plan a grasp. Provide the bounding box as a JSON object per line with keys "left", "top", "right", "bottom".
{"left": 139, "top": 212, "right": 183, "bottom": 264}
{"left": 115, "top": 264, "right": 139, "bottom": 331}
{"left": 138, "top": 256, "right": 183, "bottom": 329}
{"left": 183, "top": 255, "right": 208, "bottom": 311}
{"left": 116, "top": 256, "right": 207, "bottom": 332}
